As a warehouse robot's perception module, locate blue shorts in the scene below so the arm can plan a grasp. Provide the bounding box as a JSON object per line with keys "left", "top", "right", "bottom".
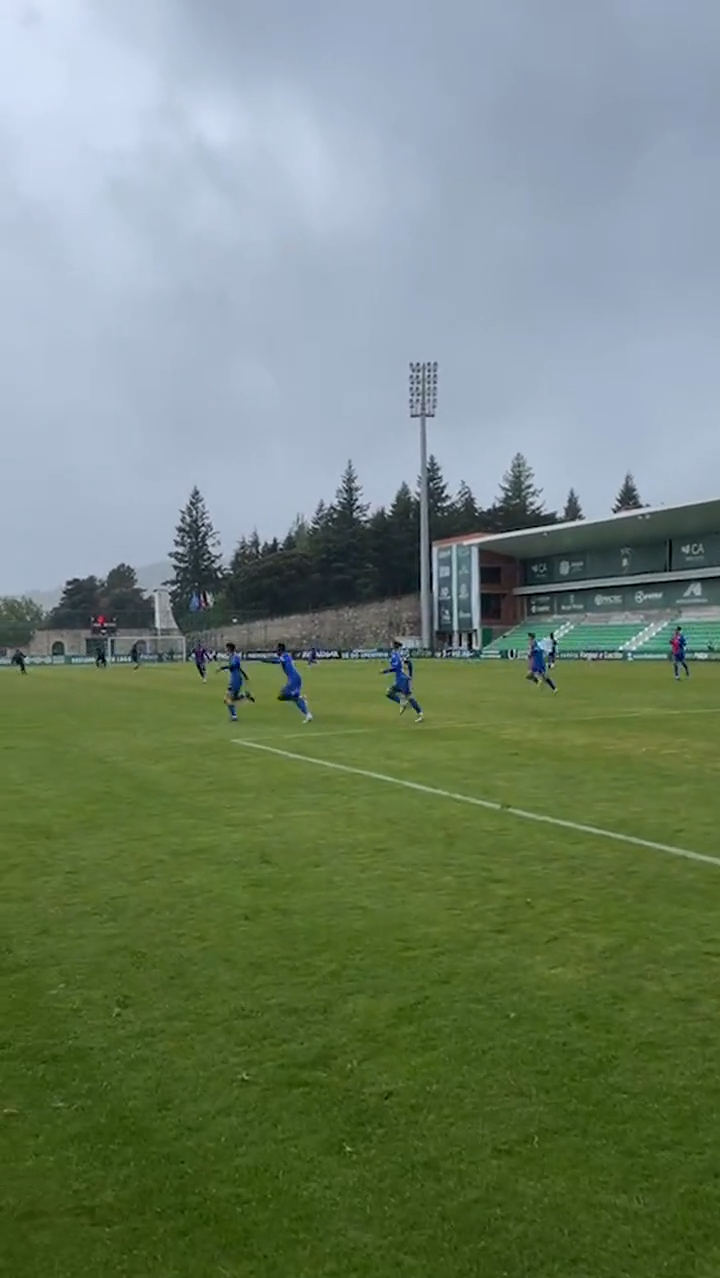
{"left": 531, "top": 663, "right": 546, "bottom": 677}
{"left": 392, "top": 675, "right": 411, "bottom": 697}
{"left": 228, "top": 683, "right": 243, "bottom": 701}
{"left": 279, "top": 680, "right": 302, "bottom": 700}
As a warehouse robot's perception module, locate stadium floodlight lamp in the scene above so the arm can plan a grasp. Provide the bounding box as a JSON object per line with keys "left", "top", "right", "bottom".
{"left": 409, "top": 361, "right": 438, "bottom": 418}
{"left": 408, "top": 362, "right": 439, "bottom": 651}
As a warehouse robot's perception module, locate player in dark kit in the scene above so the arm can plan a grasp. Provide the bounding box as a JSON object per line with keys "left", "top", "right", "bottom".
{"left": 193, "top": 641, "right": 209, "bottom": 680}
{"left": 670, "top": 626, "right": 690, "bottom": 679}
{"left": 11, "top": 649, "right": 27, "bottom": 674}
{"left": 95, "top": 646, "right": 107, "bottom": 668}
{"left": 130, "top": 644, "right": 140, "bottom": 670}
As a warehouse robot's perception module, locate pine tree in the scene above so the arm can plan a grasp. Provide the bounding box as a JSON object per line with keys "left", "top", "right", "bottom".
{"left": 167, "top": 486, "right": 223, "bottom": 614}
{"left": 333, "top": 460, "right": 369, "bottom": 528}
{"left": 380, "top": 483, "right": 419, "bottom": 596}
{"left": 324, "top": 461, "right": 373, "bottom": 603}
{"left": 367, "top": 507, "right": 392, "bottom": 597}
{"left": 563, "top": 488, "right": 584, "bottom": 521}
{"left": 493, "top": 453, "right": 552, "bottom": 530}
{"left": 283, "top": 515, "right": 310, "bottom": 552}
{"left": 309, "top": 500, "right": 331, "bottom": 539}
{"left": 420, "top": 454, "right": 452, "bottom": 534}
{"left": 612, "top": 473, "right": 645, "bottom": 513}
{"left": 448, "top": 481, "right": 480, "bottom": 536}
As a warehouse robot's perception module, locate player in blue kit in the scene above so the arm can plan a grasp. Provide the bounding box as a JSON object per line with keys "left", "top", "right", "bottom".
{"left": 526, "top": 633, "right": 557, "bottom": 692}
{"left": 265, "top": 643, "right": 313, "bottom": 722}
{"left": 220, "top": 642, "right": 255, "bottom": 721}
{"left": 382, "top": 641, "right": 423, "bottom": 721}
{"left": 398, "top": 649, "right": 416, "bottom": 715}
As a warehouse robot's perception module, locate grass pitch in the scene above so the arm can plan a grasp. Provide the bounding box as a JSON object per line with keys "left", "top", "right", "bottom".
{"left": 2, "top": 657, "right": 720, "bottom": 1278}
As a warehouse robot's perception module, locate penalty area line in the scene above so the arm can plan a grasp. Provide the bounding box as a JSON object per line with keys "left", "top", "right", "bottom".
{"left": 231, "top": 738, "right": 720, "bottom": 871}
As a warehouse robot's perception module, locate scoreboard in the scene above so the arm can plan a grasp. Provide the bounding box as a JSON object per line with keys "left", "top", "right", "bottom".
{"left": 90, "top": 615, "right": 117, "bottom": 636}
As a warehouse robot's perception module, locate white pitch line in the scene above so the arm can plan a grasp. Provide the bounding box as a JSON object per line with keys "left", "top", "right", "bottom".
{"left": 232, "top": 738, "right": 720, "bottom": 870}
{"left": 271, "top": 722, "right": 468, "bottom": 741}
{"left": 254, "top": 705, "right": 720, "bottom": 742}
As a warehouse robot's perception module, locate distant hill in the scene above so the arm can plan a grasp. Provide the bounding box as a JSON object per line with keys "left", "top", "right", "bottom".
{"left": 25, "top": 561, "right": 173, "bottom": 612}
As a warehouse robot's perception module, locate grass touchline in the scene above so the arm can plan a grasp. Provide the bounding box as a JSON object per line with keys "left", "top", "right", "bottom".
{"left": 232, "top": 737, "right": 720, "bottom": 870}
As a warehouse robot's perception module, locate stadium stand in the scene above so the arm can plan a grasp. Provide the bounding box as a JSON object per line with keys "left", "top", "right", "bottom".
{"left": 634, "top": 617, "right": 720, "bottom": 655}
{"left": 484, "top": 612, "right": 720, "bottom": 657}
{"left": 483, "top": 620, "right": 571, "bottom": 654}
{"left": 558, "top": 622, "right": 640, "bottom": 653}
{"left": 436, "top": 496, "right": 720, "bottom": 658}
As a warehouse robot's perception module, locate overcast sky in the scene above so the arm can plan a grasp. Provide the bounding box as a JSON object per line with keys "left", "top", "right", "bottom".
{"left": 3, "top": 0, "right": 720, "bottom": 594}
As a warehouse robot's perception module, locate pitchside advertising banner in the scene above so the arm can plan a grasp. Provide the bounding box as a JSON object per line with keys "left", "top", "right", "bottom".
{"left": 0, "top": 648, "right": 446, "bottom": 667}
{"left": 436, "top": 546, "right": 454, "bottom": 630}
{"left": 527, "top": 578, "right": 720, "bottom": 616}
{"left": 0, "top": 654, "right": 168, "bottom": 666}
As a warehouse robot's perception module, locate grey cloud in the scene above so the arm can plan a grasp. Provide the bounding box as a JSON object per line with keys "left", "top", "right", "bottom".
{"left": 3, "top": 0, "right": 720, "bottom": 594}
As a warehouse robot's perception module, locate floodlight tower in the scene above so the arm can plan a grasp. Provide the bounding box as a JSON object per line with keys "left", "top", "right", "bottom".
{"left": 409, "top": 361, "right": 438, "bottom": 651}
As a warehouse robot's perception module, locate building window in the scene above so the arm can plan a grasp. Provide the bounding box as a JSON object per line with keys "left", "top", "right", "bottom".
{"left": 481, "top": 592, "right": 503, "bottom": 620}
{"left": 481, "top": 565, "right": 502, "bottom": 585}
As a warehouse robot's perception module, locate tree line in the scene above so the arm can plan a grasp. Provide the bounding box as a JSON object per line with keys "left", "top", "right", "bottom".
{"left": 0, "top": 459, "right": 646, "bottom": 644}
{"left": 163, "top": 459, "right": 646, "bottom": 632}
{"left": 0, "top": 563, "right": 153, "bottom": 647}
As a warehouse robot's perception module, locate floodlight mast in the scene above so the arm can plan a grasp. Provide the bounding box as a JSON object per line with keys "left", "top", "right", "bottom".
{"left": 409, "top": 361, "right": 438, "bottom": 651}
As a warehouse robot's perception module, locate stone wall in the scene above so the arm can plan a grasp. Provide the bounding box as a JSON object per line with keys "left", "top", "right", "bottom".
{"left": 200, "top": 595, "right": 421, "bottom": 651}
{"left": 25, "top": 628, "right": 89, "bottom": 657}
{"left": 17, "top": 599, "right": 420, "bottom": 659}
{"left": 24, "top": 629, "right": 158, "bottom": 657}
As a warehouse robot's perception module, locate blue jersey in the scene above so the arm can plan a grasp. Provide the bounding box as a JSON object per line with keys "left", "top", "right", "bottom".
{"left": 530, "top": 640, "right": 546, "bottom": 673}
{"left": 279, "top": 651, "right": 302, "bottom": 688}
{"left": 226, "top": 653, "right": 243, "bottom": 690}
{"left": 384, "top": 650, "right": 410, "bottom": 693}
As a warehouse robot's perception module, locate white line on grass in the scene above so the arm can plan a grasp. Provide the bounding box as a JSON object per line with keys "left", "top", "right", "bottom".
{"left": 232, "top": 738, "right": 720, "bottom": 870}
{"left": 266, "top": 705, "right": 720, "bottom": 741}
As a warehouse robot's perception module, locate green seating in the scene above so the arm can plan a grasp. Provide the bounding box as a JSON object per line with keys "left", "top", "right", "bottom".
{"left": 486, "top": 615, "right": 720, "bottom": 657}
{"left": 484, "top": 622, "right": 563, "bottom": 653}
{"left": 559, "top": 623, "right": 642, "bottom": 653}
{"left": 636, "top": 620, "right": 720, "bottom": 655}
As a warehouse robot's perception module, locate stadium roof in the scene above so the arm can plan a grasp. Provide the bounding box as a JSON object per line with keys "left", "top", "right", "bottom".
{"left": 434, "top": 497, "right": 720, "bottom": 559}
